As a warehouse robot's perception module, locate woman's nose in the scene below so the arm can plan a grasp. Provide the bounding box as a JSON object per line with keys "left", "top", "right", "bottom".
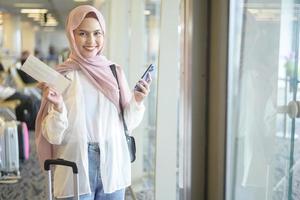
{"left": 86, "top": 34, "right": 95, "bottom": 43}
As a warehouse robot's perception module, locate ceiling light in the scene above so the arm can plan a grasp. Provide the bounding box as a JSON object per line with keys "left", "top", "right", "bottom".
{"left": 74, "top": 0, "right": 89, "bottom": 2}
{"left": 41, "top": 17, "right": 58, "bottom": 27}
{"left": 28, "top": 14, "right": 42, "bottom": 21}
{"left": 21, "top": 9, "right": 48, "bottom": 14}
{"left": 27, "top": 13, "right": 41, "bottom": 18}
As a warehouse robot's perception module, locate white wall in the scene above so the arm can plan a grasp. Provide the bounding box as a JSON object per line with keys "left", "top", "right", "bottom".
{"left": 21, "top": 22, "right": 36, "bottom": 55}
{"left": 2, "top": 13, "right": 21, "bottom": 58}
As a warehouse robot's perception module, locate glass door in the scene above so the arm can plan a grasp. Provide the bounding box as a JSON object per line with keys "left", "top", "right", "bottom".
{"left": 227, "top": 0, "right": 300, "bottom": 199}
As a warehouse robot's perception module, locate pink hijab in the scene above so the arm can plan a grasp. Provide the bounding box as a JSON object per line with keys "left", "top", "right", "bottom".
{"left": 59, "top": 5, "right": 131, "bottom": 109}
{"left": 35, "top": 5, "right": 131, "bottom": 168}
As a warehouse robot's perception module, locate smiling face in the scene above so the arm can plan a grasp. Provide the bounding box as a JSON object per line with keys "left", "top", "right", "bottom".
{"left": 73, "top": 17, "right": 104, "bottom": 58}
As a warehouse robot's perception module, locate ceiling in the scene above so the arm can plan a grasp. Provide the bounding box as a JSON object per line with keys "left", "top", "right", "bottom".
{"left": 0, "top": 0, "right": 97, "bottom": 30}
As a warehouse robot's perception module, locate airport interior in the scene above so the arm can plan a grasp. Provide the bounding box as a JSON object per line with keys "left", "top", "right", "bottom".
{"left": 0, "top": 0, "right": 300, "bottom": 200}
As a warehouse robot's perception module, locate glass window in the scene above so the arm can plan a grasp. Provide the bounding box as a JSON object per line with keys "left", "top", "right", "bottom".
{"left": 227, "top": 0, "right": 300, "bottom": 199}
{"left": 141, "top": 0, "right": 161, "bottom": 196}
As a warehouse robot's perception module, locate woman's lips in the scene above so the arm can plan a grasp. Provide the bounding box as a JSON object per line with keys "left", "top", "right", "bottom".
{"left": 84, "top": 46, "right": 97, "bottom": 51}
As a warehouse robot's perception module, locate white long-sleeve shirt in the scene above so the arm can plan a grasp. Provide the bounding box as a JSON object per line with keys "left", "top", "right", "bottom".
{"left": 42, "top": 70, "right": 145, "bottom": 198}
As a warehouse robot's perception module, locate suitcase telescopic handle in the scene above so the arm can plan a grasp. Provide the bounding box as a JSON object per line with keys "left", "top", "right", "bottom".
{"left": 44, "top": 159, "right": 79, "bottom": 200}
{"left": 44, "top": 159, "right": 78, "bottom": 174}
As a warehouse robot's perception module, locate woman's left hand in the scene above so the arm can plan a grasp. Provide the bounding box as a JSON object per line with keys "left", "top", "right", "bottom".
{"left": 134, "top": 74, "right": 152, "bottom": 103}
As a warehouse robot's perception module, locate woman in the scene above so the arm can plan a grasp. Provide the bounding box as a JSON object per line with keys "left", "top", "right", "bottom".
{"left": 35, "top": 5, "right": 151, "bottom": 200}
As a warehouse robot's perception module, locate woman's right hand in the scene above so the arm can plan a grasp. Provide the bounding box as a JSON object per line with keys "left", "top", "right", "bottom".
{"left": 38, "top": 82, "right": 63, "bottom": 112}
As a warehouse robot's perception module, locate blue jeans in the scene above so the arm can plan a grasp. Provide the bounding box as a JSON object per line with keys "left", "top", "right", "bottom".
{"left": 56, "top": 143, "right": 125, "bottom": 200}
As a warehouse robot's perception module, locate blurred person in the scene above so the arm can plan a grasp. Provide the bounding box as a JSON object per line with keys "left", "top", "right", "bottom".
{"left": 35, "top": 5, "right": 151, "bottom": 200}
{"left": 47, "top": 45, "right": 59, "bottom": 66}
{"left": 20, "top": 50, "right": 30, "bottom": 65}
{"left": 34, "top": 48, "right": 44, "bottom": 61}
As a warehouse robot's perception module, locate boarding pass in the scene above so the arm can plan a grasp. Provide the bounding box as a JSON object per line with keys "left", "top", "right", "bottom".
{"left": 20, "top": 55, "right": 71, "bottom": 94}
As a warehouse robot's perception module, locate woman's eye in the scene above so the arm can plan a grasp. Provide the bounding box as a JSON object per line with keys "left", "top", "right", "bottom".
{"left": 79, "top": 32, "right": 86, "bottom": 36}
{"left": 94, "top": 32, "right": 103, "bottom": 37}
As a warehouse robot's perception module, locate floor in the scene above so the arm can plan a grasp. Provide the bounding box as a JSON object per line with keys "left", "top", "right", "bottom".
{"left": 0, "top": 131, "right": 154, "bottom": 200}
{"left": 0, "top": 131, "right": 47, "bottom": 200}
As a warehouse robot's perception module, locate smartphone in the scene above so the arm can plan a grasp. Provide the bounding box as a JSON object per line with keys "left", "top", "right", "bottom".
{"left": 135, "top": 64, "right": 155, "bottom": 91}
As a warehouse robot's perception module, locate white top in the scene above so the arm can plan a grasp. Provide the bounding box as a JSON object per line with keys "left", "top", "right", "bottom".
{"left": 41, "top": 70, "right": 145, "bottom": 198}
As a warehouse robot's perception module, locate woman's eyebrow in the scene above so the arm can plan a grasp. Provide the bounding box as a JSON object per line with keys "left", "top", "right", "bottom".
{"left": 77, "top": 29, "right": 102, "bottom": 32}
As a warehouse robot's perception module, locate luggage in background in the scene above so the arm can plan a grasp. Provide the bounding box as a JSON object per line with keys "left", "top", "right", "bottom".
{"left": 3, "top": 121, "right": 19, "bottom": 174}
{"left": 0, "top": 118, "right": 5, "bottom": 172}
{"left": 0, "top": 108, "right": 27, "bottom": 183}
{"left": 17, "top": 122, "right": 29, "bottom": 161}
{"left": 0, "top": 108, "right": 16, "bottom": 121}
{"left": 0, "top": 117, "right": 20, "bottom": 183}
{"left": 6, "top": 92, "right": 41, "bottom": 130}
{"left": 0, "top": 105, "right": 30, "bottom": 162}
